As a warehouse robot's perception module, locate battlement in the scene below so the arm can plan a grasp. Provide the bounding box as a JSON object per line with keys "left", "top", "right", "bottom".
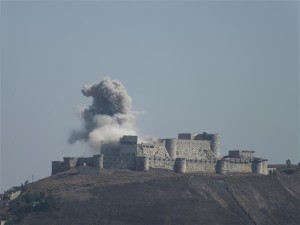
{"left": 227, "top": 150, "right": 255, "bottom": 159}
{"left": 178, "top": 133, "right": 197, "bottom": 140}
{"left": 120, "top": 135, "right": 138, "bottom": 144}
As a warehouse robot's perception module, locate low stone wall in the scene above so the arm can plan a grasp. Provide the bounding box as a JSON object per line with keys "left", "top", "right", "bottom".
{"left": 186, "top": 159, "right": 217, "bottom": 173}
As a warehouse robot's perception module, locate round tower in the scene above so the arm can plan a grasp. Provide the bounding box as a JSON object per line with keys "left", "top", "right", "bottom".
{"left": 216, "top": 159, "right": 227, "bottom": 175}
{"left": 210, "top": 134, "right": 221, "bottom": 157}
{"left": 93, "top": 154, "right": 104, "bottom": 169}
{"left": 165, "top": 139, "right": 177, "bottom": 159}
{"left": 175, "top": 158, "right": 186, "bottom": 173}
{"left": 136, "top": 156, "right": 149, "bottom": 171}
{"left": 252, "top": 160, "right": 263, "bottom": 174}
{"left": 262, "top": 160, "right": 268, "bottom": 175}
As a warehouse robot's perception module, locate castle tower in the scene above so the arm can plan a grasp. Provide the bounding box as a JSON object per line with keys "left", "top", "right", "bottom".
{"left": 93, "top": 154, "right": 104, "bottom": 169}
{"left": 252, "top": 160, "right": 263, "bottom": 174}
{"left": 175, "top": 158, "right": 186, "bottom": 173}
{"left": 194, "top": 132, "right": 221, "bottom": 157}
{"left": 210, "top": 133, "right": 221, "bottom": 157}
{"left": 216, "top": 159, "right": 227, "bottom": 174}
{"left": 261, "top": 160, "right": 268, "bottom": 175}
{"left": 63, "top": 157, "right": 78, "bottom": 169}
{"left": 120, "top": 135, "right": 138, "bottom": 155}
{"left": 136, "top": 156, "right": 149, "bottom": 171}
{"left": 165, "top": 139, "right": 177, "bottom": 159}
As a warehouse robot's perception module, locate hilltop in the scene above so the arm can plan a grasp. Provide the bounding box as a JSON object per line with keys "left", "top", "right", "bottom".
{"left": 1, "top": 165, "right": 300, "bottom": 225}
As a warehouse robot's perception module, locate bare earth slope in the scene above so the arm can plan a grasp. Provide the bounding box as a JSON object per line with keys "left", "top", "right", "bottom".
{"left": 15, "top": 167, "right": 300, "bottom": 225}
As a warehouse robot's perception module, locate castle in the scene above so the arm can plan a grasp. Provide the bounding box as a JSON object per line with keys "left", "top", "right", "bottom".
{"left": 52, "top": 132, "right": 268, "bottom": 175}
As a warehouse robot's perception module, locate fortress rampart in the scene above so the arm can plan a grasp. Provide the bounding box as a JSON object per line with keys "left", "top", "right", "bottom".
{"left": 52, "top": 132, "right": 268, "bottom": 175}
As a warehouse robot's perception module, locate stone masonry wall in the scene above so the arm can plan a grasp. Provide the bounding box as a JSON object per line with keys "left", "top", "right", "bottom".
{"left": 176, "top": 140, "right": 214, "bottom": 160}
{"left": 148, "top": 157, "right": 218, "bottom": 173}
{"left": 52, "top": 161, "right": 66, "bottom": 175}
{"left": 138, "top": 142, "right": 170, "bottom": 158}
{"left": 77, "top": 157, "right": 94, "bottom": 167}
{"left": 185, "top": 159, "right": 217, "bottom": 173}
{"left": 222, "top": 159, "right": 252, "bottom": 173}
{"left": 77, "top": 166, "right": 100, "bottom": 175}
{"left": 148, "top": 157, "right": 175, "bottom": 170}
{"left": 103, "top": 155, "right": 136, "bottom": 170}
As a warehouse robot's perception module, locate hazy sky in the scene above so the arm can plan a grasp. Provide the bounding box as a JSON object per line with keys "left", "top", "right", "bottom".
{"left": 1, "top": 1, "right": 299, "bottom": 192}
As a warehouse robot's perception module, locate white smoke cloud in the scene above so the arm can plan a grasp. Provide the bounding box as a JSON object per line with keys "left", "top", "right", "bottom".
{"left": 69, "top": 77, "right": 138, "bottom": 151}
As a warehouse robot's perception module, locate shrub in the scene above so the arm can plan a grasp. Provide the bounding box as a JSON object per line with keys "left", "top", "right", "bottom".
{"left": 8, "top": 192, "right": 62, "bottom": 223}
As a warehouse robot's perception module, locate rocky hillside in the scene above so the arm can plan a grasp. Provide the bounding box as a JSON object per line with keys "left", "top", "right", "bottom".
{"left": 2, "top": 166, "right": 300, "bottom": 225}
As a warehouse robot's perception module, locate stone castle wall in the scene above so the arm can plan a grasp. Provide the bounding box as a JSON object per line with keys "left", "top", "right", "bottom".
{"left": 52, "top": 161, "right": 65, "bottom": 175}
{"left": 103, "top": 155, "right": 136, "bottom": 170}
{"left": 52, "top": 133, "right": 268, "bottom": 175}
{"left": 118, "top": 133, "right": 219, "bottom": 161}
{"left": 148, "top": 157, "right": 175, "bottom": 170}
{"left": 148, "top": 157, "right": 217, "bottom": 173}
{"left": 137, "top": 141, "right": 170, "bottom": 158}
{"left": 53, "top": 156, "right": 222, "bottom": 175}
{"left": 176, "top": 140, "right": 213, "bottom": 160}
{"left": 77, "top": 166, "right": 100, "bottom": 175}
{"left": 217, "top": 159, "right": 252, "bottom": 174}
{"left": 52, "top": 155, "right": 268, "bottom": 175}
{"left": 186, "top": 159, "right": 217, "bottom": 173}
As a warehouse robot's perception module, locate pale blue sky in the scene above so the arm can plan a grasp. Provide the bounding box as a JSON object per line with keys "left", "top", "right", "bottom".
{"left": 1, "top": 1, "right": 299, "bottom": 192}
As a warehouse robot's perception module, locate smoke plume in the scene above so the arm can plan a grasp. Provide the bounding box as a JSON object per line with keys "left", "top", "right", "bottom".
{"left": 69, "top": 77, "right": 137, "bottom": 150}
